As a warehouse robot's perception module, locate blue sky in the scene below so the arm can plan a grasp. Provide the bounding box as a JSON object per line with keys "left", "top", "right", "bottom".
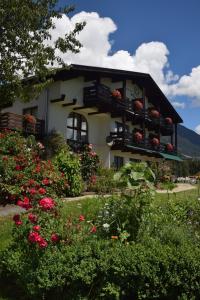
{"left": 57, "top": 0, "right": 200, "bottom": 132}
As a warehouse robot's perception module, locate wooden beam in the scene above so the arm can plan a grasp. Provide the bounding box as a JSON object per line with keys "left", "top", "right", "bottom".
{"left": 50, "top": 94, "right": 65, "bottom": 103}
{"left": 88, "top": 111, "right": 107, "bottom": 115}
{"left": 73, "top": 106, "right": 89, "bottom": 111}
{"left": 62, "top": 99, "right": 77, "bottom": 107}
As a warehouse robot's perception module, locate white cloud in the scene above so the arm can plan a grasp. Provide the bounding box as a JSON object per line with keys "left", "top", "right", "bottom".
{"left": 171, "top": 101, "right": 185, "bottom": 109}
{"left": 195, "top": 124, "right": 200, "bottom": 135}
{"left": 48, "top": 12, "right": 200, "bottom": 107}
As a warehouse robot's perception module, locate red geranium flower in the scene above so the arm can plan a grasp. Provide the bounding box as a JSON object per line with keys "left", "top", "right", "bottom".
{"left": 28, "top": 179, "right": 36, "bottom": 186}
{"left": 79, "top": 215, "right": 85, "bottom": 222}
{"left": 51, "top": 233, "right": 59, "bottom": 243}
{"left": 39, "top": 197, "right": 55, "bottom": 211}
{"left": 28, "top": 213, "right": 38, "bottom": 223}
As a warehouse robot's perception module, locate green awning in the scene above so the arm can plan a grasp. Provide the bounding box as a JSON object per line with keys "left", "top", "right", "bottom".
{"left": 160, "top": 153, "right": 183, "bottom": 161}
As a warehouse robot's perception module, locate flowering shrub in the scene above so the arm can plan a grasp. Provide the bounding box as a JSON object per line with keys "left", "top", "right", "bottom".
{"left": 79, "top": 144, "right": 100, "bottom": 184}
{"left": 54, "top": 149, "right": 83, "bottom": 196}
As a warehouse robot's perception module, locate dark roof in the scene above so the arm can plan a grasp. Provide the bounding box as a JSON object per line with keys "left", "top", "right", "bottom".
{"left": 53, "top": 64, "right": 183, "bottom": 123}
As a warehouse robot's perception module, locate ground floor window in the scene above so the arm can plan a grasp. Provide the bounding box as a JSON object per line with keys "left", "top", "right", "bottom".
{"left": 67, "top": 112, "right": 88, "bottom": 143}
{"left": 23, "top": 106, "right": 38, "bottom": 117}
{"left": 114, "top": 156, "right": 124, "bottom": 170}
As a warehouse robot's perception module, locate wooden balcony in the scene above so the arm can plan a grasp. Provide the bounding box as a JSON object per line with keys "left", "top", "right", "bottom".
{"left": 107, "top": 131, "right": 177, "bottom": 156}
{"left": 83, "top": 84, "right": 130, "bottom": 116}
{"left": 0, "top": 112, "right": 45, "bottom": 137}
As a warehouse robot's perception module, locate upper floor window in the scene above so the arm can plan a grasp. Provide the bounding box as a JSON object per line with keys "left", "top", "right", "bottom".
{"left": 23, "top": 106, "right": 38, "bottom": 118}
{"left": 67, "top": 112, "right": 88, "bottom": 143}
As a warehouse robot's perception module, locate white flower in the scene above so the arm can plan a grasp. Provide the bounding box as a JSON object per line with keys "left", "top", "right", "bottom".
{"left": 103, "top": 223, "right": 110, "bottom": 228}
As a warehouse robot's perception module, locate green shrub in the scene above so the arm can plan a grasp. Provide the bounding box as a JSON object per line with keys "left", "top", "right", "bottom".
{"left": 88, "top": 167, "right": 117, "bottom": 194}
{"left": 54, "top": 150, "right": 83, "bottom": 197}
{"left": 43, "top": 130, "right": 69, "bottom": 159}
{"left": 79, "top": 144, "right": 100, "bottom": 184}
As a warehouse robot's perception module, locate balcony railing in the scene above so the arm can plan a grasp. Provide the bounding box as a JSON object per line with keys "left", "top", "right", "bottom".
{"left": 0, "top": 112, "right": 45, "bottom": 137}
{"left": 107, "top": 131, "right": 177, "bottom": 155}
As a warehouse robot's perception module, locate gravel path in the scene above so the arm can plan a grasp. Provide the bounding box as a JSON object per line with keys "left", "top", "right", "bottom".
{"left": 156, "top": 183, "right": 196, "bottom": 194}
{"left": 0, "top": 184, "right": 197, "bottom": 217}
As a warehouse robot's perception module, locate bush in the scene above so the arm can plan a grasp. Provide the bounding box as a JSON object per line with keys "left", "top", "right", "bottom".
{"left": 88, "top": 167, "right": 117, "bottom": 194}
{"left": 43, "top": 130, "right": 69, "bottom": 159}
{"left": 79, "top": 144, "right": 100, "bottom": 184}
{"left": 54, "top": 150, "right": 83, "bottom": 197}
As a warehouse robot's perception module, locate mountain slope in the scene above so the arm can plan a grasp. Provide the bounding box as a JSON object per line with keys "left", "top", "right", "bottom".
{"left": 177, "top": 125, "right": 200, "bottom": 158}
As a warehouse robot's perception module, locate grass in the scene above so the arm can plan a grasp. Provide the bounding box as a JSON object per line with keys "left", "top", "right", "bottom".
{"left": 1, "top": 189, "right": 200, "bottom": 253}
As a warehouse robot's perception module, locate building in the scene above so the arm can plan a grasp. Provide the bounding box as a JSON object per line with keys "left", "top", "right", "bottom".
{"left": 1, "top": 64, "right": 183, "bottom": 168}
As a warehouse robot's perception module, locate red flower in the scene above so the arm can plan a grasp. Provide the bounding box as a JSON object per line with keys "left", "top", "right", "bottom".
{"left": 42, "top": 178, "right": 50, "bottom": 185}
{"left": 79, "top": 215, "right": 85, "bottom": 222}
{"left": 13, "top": 214, "right": 20, "bottom": 222}
{"left": 39, "top": 197, "right": 55, "bottom": 211}
{"left": 15, "top": 220, "right": 23, "bottom": 226}
{"left": 2, "top": 156, "right": 8, "bottom": 161}
{"left": 33, "top": 225, "right": 41, "bottom": 231}
{"left": 28, "top": 231, "right": 41, "bottom": 243}
{"left": 38, "top": 187, "right": 46, "bottom": 195}
{"left": 51, "top": 233, "right": 59, "bottom": 243}
{"left": 90, "top": 226, "right": 97, "bottom": 233}
{"left": 38, "top": 238, "right": 48, "bottom": 248}
{"left": 29, "top": 188, "right": 37, "bottom": 195}
{"left": 17, "top": 197, "right": 31, "bottom": 210}
{"left": 15, "top": 165, "right": 21, "bottom": 171}
{"left": 28, "top": 213, "right": 38, "bottom": 223}
{"left": 28, "top": 179, "right": 36, "bottom": 186}
{"left": 90, "top": 175, "right": 97, "bottom": 184}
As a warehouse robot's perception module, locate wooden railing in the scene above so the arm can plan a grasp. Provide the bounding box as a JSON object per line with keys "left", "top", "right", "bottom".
{"left": 0, "top": 112, "right": 45, "bottom": 136}
{"left": 108, "top": 131, "right": 177, "bottom": 155}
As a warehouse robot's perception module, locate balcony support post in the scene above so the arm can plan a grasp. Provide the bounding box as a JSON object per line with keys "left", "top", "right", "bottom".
{"left": 175, "top": 123, "right": 178, "bottom": 151}
{"left": 142, "top": 87, "right": 146, "bottom": 146}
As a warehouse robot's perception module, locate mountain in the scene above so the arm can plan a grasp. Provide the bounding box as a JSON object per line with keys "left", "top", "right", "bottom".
{"left": 177, "top": 125, "right": 200, "bottom": 158}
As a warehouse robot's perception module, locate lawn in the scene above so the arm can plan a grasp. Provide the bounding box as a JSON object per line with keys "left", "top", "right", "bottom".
{"left": 1, "top": 188, "right": 199, "bottom": 253}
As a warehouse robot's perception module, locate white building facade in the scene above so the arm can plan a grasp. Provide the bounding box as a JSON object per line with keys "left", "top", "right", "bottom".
{"left": 2, "top": 65, "right": 183, "bottom": 168}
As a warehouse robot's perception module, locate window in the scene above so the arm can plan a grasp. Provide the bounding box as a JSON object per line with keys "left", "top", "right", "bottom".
{"left": 23, "top": 106, "right": 38, "bottom": 117}
{"left": 114, "top": 156, "right": 124, "bottom": 170}
{"left": 67, "top": 112, "right": 88, "bottom": 143}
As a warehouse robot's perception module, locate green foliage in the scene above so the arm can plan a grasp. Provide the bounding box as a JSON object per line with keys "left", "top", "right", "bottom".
{"left": 54, "top": 150, "right": 83, "bottom": 197}
{"left": 43, "top": 130, "right": 69, "bottom": 159}
{"left": 0, "top": 0, "right": 85, "bottom": 107}
{"left": 88, "top": 167, "right": 117, "bottom": 194}
{"left": 80, "top": 144, "right": 100, "bottom": 183}
{"left": 114, "top": 162, "right": 155, "bottom": 191}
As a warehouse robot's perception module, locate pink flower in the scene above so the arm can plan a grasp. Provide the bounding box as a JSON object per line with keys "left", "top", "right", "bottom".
{"left": 88, "top": 144, "right": 93, "bottom": 150}
{"left": 90, "top": 226, "right": 97, "bottom": 233}
{"left": 42, "top": 178, "right": 50, "bottom": 185}
{"left": 28, "top": 213, "right": 38, "bottom": 223}
{"left": 38, "top": 187, "right": 46, "bottom": 195}
{"left": 33, "top": 225, "right": 41, "bottom": 231}
{"left": 51, "top": 233, "right": 59, "bottom": 243}
{"left": 38, "top": 238, "right": 48, "bottom": 248}
{"left": 79, "top": 215, "right": 85, "bottom": 222}
{"left": 39, "top": 197, "right": 55, "bottom": 211}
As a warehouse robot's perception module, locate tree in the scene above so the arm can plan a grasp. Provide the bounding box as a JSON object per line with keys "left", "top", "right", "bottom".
{"left": 0, "top": 0, "right": 85, "bottom": 107}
